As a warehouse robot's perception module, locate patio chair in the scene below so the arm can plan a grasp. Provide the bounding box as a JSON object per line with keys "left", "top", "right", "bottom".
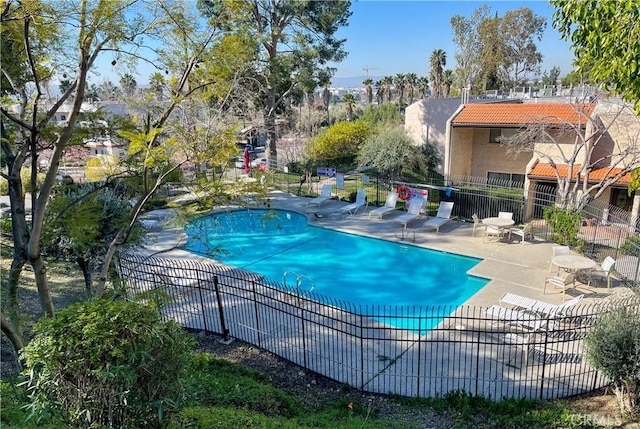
{"left": 423, "top": 201, "right": 455, "bottom": 232}
{"left": 501, "top": 331, "right": 535, "bottom": 367}
{"left": 509, "top": 222, "right": 534, "bottom": 244}
{"left": 392, "top": 196, "right": 425, "bottom": 228}
{"left": 498, "top": 211, "right": 513, "bottom": 220}
{"left": 307, "top": 184, "right": 333, "bottom": 207}
{"left": 484, "top": 305, "right": 547, "bottom": 331}
{"left": 548, "top": 245, "right": 571, "bottom": 273}
{"left": 471, "top": 213, "right": 481, "bottom": 236}
{"left": 499, "top": 292, "right": 584, "bottom": 318}
{"left": 588, "top": 256, "right": 616, "bottom": 289}
{"left": 340, "top": 188, "right": 368, "bottom": 215}
{"left": 544, "top": 271, "right": 577, "bottom": 300}
{"left": 368, "top": 191, "right": 398, "bottom": 219}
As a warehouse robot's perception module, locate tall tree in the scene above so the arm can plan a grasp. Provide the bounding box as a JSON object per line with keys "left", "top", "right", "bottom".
{"left": 429, "top": 49, "right": 446, "bottom": 98}
{"left": 362, "top": 77, "right": 373, "bottom": 104}
{"left": 551, "top": 0, "right": 640, "bottom": 114}
{"left": 148, "top": 72, "right": 165, "bottom": 101}
{"left": 119, "top": 73, "right": 137, "bottom": 97}
{"left": 0, "top": 0, "right": 238, "bottom": 357}
{"left": 0, "top": 0, "right": 165, "bottom": 354}
{"left": 198, "top": 0, "right": 352, "bottom": 169}
{"left": 374, "top": 79, "right": 383, "bottom": 105}
{"left": 477, "top": 13, "right": 501, "bottom": 91}
{"left": 405, "top": 72, "right": 417, "bottom": 104}
{"left": 394, "top": 73, "right": 405, "bottom": 105}
{"left": 541, "top": 66, "right": 561, "bottom": 86}
{"left": 442, "top": 69, "right": 454, "bottom": 97}
{"left": 498, "top": 7, "right": 546, "bottom": 88}
{"left": 416, "top": 76, "right": 429, "bottom": 99}
{"left": 342, "top": 93, "right": 356, "bottom": 122}
{"left": 450, "top": 6, "right": 489, "bottom": 94}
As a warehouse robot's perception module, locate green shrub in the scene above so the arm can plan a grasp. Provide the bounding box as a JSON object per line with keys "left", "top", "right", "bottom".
{"left": 184, "top": 353, "right": 299, "bottom": 418}
{"left": 585, "top": 303, "right": 640, "bottom": 416}
{"left": 20, "top": 299, "right": 195, "bottom": 428}
{"left": 620, "top": 236, "right": 640, "bottom": 255}
{"left": 0, "top": 177, "right": 8, "bottom": 195}
{"left": 543, "top": 206, "right": 583, "bottom": 246}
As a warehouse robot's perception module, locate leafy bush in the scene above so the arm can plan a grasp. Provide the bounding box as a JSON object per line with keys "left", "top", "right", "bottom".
{"left": 585, "top": 303, "right": 640, "bottom": 416}
{"left": 620, "top": 236, "right": 640, "bottom": 256}
{"left": 20, "top": 299, "right": 195, "bottom": 428}
{"left": 543, "top": 206, "right": 583, "bottom": 246}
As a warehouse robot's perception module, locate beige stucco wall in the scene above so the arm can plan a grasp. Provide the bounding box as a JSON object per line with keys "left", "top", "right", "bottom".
{"left": 448, "top": 127, "right": 531, "bottom": 178}
{"left": 405, "top": 98, "right": 468, "bottom": 174}
{"left": 592, "top": 100, "right": 640, "bottom": 167}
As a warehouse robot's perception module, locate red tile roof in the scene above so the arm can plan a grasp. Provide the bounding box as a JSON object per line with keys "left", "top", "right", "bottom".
{"left": 528, "top": 163, "right": 632, "bottom": 185}
{"left": 452, "top": 103, "right": 595, "bottom": 126}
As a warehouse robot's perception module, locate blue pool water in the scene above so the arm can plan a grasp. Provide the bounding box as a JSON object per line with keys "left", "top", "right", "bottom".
{"left": 183, "top": 209, "right": 489, "bottom": 315}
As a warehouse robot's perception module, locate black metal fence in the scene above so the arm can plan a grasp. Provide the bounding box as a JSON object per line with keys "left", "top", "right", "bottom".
{"left": 117, "top": 253, "right": 639, "bottom": 401}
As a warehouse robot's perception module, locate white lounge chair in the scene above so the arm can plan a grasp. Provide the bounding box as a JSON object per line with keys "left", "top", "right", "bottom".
{"left": 499, "top": 292, "right": 584, "bottom": 318}
{"left": 423, "top": 201, "right": 454, "bottom": 232}
{"left": 340, "top": 188, "right": 368, "bottom": 215}
{"left": 307, "top": 184, "right": 332, "bottom": 207}
{"left": 392, "top": 196, "right": 424, "bottom": 228}
{"left": 484, "top": 305, "right": 547, "bottom": 331}
{"left": 369, "top": 191, "right": 398, "bottom": 219}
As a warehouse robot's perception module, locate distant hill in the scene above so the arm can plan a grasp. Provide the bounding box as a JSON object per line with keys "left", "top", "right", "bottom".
{"left": 330, "top": 75, "right": 382, "bottom": 89}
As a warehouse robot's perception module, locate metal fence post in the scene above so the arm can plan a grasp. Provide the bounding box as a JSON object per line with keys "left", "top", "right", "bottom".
{"left": 213, "top": 275, "right": 229, "bottom": 342}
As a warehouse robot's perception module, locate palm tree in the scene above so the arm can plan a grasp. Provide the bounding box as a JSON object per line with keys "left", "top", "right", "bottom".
{"left": 442, "top": 69, "right": 454, "bottom": 97}
{"left": 362, "top": 77, "right": 374, "bottom": 104}
{"left": 148, "top": 72, "right": 165, "bottom": 101}
{"left": 342, "top": 93, "right": 356, "bottom": 121}
{"left": 119, "top": 73, "right": 137, "bottom": 97}
{"left": 382, "top": 76, "right": 393, "bottom": 104}
{"left": 375, "top": 79, "right": 384, "bottom": 105}
{"left": 416, "top": 76, "right": 429, "bottom": 99}
{"left": 394, "top": 73, "right": 405, "bottom": 105}
{"left": 429, "top": 49, "right": 446, "bottom": 98}
{"left": 405, "top": 73, "right": 417, "bottom": 104}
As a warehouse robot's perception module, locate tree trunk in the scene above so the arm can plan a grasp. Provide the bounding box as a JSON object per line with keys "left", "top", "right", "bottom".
{"left": 77, "top": 257, "right": 93, "bottom": 294}
{"left": 1, "top": 314, "right": 25, "bottom": 364}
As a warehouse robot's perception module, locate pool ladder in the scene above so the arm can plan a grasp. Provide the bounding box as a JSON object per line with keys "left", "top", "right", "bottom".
{"left": 283, "top": 271, "right": 315, "bottom": 297}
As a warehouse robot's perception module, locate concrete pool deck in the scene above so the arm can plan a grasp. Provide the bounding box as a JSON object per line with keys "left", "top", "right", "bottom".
{"left": 141, "top": 190, "right": 632, "bottom": 308}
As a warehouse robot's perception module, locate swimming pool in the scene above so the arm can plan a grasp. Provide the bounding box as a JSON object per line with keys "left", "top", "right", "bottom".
{"left": 183, "top": 209, "right": 488, "bottom": 315}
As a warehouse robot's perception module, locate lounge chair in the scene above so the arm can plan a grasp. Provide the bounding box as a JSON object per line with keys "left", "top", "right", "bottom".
{"left": 484, "top": 305, "right": 547, "bottom": 331}
{"left": 423, "top": 201, "right": 454, "bottom": 232}
{"left": 340, "top": 189, "right": 368, "bottom": 215}
{"left": 499, "top": 292, "right": 584, "bottom": 318}
{"left": 307, "top": 184, "right": 333, "bottom": 207}
{"left": 369, "top": 191, "right": 398, "bottom": 219}
{"left": 392, "top": 196, "right": 424, "bottom": 228}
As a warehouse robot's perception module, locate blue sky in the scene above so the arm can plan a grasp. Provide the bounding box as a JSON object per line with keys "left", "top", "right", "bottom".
{"left": 330, "top": 0, "right": 575, "bottom": 80}
{"left": 91, "top": 1, "right": 575, "bottom": 87}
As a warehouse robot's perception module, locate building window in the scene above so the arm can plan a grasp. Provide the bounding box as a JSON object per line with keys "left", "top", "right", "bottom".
{"left": 60, "top": 115, "right": 66, "bottom": 121}
{"left": 487, "top": 172, "right": 525, "bottom": 188}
